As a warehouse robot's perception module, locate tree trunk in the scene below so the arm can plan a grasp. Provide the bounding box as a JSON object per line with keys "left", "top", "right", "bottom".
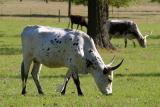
{"left": 68, "top": 0, "right": 71, "bottom": 17}
{"left": 106, "top": 2, "right": 109, "bottom": 20}
{"left": 88, "top": 0, "right": 114, "bottom": 49}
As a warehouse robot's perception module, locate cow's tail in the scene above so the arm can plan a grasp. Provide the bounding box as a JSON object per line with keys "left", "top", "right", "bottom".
{"left": 21, "top": 61, "right": 25, "bottom": 81}
{"left": 67, "top": 16, "right": 71, "bottom": 28}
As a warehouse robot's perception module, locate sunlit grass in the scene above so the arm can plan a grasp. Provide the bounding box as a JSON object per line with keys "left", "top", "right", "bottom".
{"left": 0, "top": 17, "right": 160, "bottom": 107}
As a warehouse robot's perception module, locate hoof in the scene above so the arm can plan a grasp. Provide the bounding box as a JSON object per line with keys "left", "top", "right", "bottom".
{"left": 61, "top": 90, "right": 66, "bottom": 95}
{"left": 78, "top": 93, "right": 84, "bottom": 96}
{"left": 39, "top": 90, "right": 44, "bottom": 95}
{"left": 21, "top": 91, "right": 27, "bottom": 96}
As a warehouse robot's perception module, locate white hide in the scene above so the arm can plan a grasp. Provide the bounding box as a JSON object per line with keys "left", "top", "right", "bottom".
{"left": 21, "top": 25, "right": 115, "bottom": 95}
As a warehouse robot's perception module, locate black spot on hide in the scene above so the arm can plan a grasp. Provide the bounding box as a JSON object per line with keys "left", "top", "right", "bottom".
{"left": 69, "top": 38, "right": 72, "bottom": 41}
{"left": 47, "top": 48, "right": 50, "bottom": 51}
{"left": 59, "top": 41, "right": 62, "bottom": 44}
{"left": 54, "top": 38, "right": 62, "bottom": 44}
{"left": 88, "top": 49, "right": 93, "bottom": 53}
{"left": 86, "top": 59, "right": 93, "bottom": 68}
{"left": 69, "top": 58, "right": 72, "bottom": 63}
{"left": 50, "top": 40, "right": 54, "bottom": 44}
{"left": 73, "top": 43, "right": 79, "bottom": 46}
{"left": 103, "top": 68, "right": 110, "bottom": 75}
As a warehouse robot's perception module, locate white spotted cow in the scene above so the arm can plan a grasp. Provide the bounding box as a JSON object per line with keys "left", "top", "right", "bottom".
{"left": 21, "top": 25, "right": 123, "bottom": 96}
{"left": 107, "top": 20, "right": 150, "bottom": 48}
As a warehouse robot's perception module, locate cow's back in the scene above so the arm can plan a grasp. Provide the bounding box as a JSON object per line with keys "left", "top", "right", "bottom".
{"left": 21, "top": 25, "right": 88, "bottom": 68}
{"left": 108, "top": 20, "right": 132, "bottom": 35}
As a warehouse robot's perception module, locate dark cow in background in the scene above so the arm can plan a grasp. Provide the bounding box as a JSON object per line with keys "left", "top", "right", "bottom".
{"left": 68, "top": 15, "right": 88, "bottom": 30}
{"left": 107, "top": 20, "right": 150, "bottom": 48}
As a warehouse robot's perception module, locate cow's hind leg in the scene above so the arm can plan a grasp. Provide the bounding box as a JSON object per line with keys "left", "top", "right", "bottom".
{"left": 72, "top": 72, "right": 83, "bottom": 96}
{"left": 71, "top": 23, "right": 73, "bottom": 29}
{"left": 81, "top": 25, "right": 82, "bottom": 30}
{"left": 60, "top": 71, "right": 72, "bottom": 95}
{"left": 68, "top": 19, "right": 70, "bottom": 28}
{"left": 21, "top": 59, "right": 32, "bottom": 95}
{"left": 31, "top": 61, "right": 44, "bottom": 95}
{"left": 76, "top": 24, "right": 79, "bottom": 30}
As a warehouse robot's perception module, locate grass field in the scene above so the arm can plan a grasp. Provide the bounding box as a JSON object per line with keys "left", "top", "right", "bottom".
{"left": 0, "top": 0, "right": 160, "bottom": 107}
{"left": 0, "top": 16, "right": 160, "bottom": 107}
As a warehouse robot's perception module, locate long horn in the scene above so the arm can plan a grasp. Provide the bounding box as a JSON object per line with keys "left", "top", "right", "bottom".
{"left": 144, "top": 31, "right": 152, "bottom": 38}
{"left": 107, "top": 55, "right": 115, "bottom": 66}
{"left": 110, "top": 59, "right": 124, "bottom": 71}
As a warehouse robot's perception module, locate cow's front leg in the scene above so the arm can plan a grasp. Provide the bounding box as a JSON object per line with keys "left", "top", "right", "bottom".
{"left": 132, "top": 40, "right": 136, "bottom": 48}
{"left": 60, "top": 71, "right": 72, "bottom": 95}
{"left": 124, "top": 38, "right": 127, "bottom": 48}
{"left": 72, "top": 72, "right": 83, "bottom": 96}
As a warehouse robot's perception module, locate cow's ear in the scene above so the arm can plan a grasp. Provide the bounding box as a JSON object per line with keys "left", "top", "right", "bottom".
{"left": 103, "top": 67, "right": 110, "bottom": 75}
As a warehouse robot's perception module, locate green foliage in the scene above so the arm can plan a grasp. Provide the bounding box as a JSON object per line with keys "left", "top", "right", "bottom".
{"left": 151, "top": 0, "right": 160, "bottom": 3}
{"left": 71, "top": 0, "right": 136, "bottom": 8}
{"left": 71, "top": 0, "right": 88, "bottom": 5}
{"left": 109, "top": 0, "right": 136, "bottom": 8}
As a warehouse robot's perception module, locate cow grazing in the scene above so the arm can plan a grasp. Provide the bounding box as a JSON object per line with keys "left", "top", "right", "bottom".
{"left": 21, "top": 25, "right": 123, "bottom": 96}
{"left": 107, "top": 20, "right": 150, "bottom": 48}
{"left": 68, "top": 15, "right": 88, "bottom": 30}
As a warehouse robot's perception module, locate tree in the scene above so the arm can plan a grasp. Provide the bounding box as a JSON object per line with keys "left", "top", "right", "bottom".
{"left": 109, "top": 0, "right": 135, "bottom": 8}
{"left": 44, "top": 0, "right": 48, "bottom": 3}
{"left": 68, "top": 0, "right": 71, "bottom": 16}
{"left": 72, "top": 0, "right": 136, "bottom": 49}
{"left": 151, "top": 0, "right": 160, "bottom": 3}
{"left": 72, "top": 0, "right": 135, "bottom": 19}
{"left": 88, "top": 0, "right": 113, "bottom": 49}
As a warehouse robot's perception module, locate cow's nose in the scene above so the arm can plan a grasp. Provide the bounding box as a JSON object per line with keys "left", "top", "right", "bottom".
{"left": 105, "top": 87, "right": 112, "bottom": 95}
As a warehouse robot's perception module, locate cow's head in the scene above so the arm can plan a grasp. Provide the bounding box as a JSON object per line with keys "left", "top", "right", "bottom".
{"left": 138, "top": 32, "right": 151, "bottom": 48}
{"left": 90, "top": 56, "right": 123, "bottom": 95}
{"left": 131, "top": 22, "right": 151, "bottom": 48}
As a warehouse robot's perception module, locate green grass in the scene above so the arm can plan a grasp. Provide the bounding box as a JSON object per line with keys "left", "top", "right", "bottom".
{"left": 0, "top": 17, "right": 160, "bottom": 107}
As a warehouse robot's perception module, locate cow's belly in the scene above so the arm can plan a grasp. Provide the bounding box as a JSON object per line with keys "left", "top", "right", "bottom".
{"left": 40, "top": 58, "right": 65, "bottom": 68}
{"left": 126, "top": 34, "right": 135, "bottom": 40}
{"left": 32, "top": 47, "right": 69, "bottom": 68}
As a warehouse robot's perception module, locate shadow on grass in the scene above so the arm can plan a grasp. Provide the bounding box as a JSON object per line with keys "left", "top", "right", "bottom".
{"left": 149, "top": 35, "right": 160, "bottom": 39}
{"left": 0, "top": 47, "right": 22, "bottom": 55}
{"left": 0, "top": 74, "right": 88, "bottom": 79}
{"left": 0, "top": 33, "right": 6, "bottom": 37}
{"left": 0, "top": 74, "right": 65, "bottom": 79}
{"left": 115, "top": 72, "right": 160, "bottom": 77}
{"left": 0, "top": 34, "right": 19, "bottom": 37}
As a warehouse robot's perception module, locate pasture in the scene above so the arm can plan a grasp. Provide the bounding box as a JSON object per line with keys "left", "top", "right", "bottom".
{"left": 0, "top": 0, "right": 160, "bottom": 107}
